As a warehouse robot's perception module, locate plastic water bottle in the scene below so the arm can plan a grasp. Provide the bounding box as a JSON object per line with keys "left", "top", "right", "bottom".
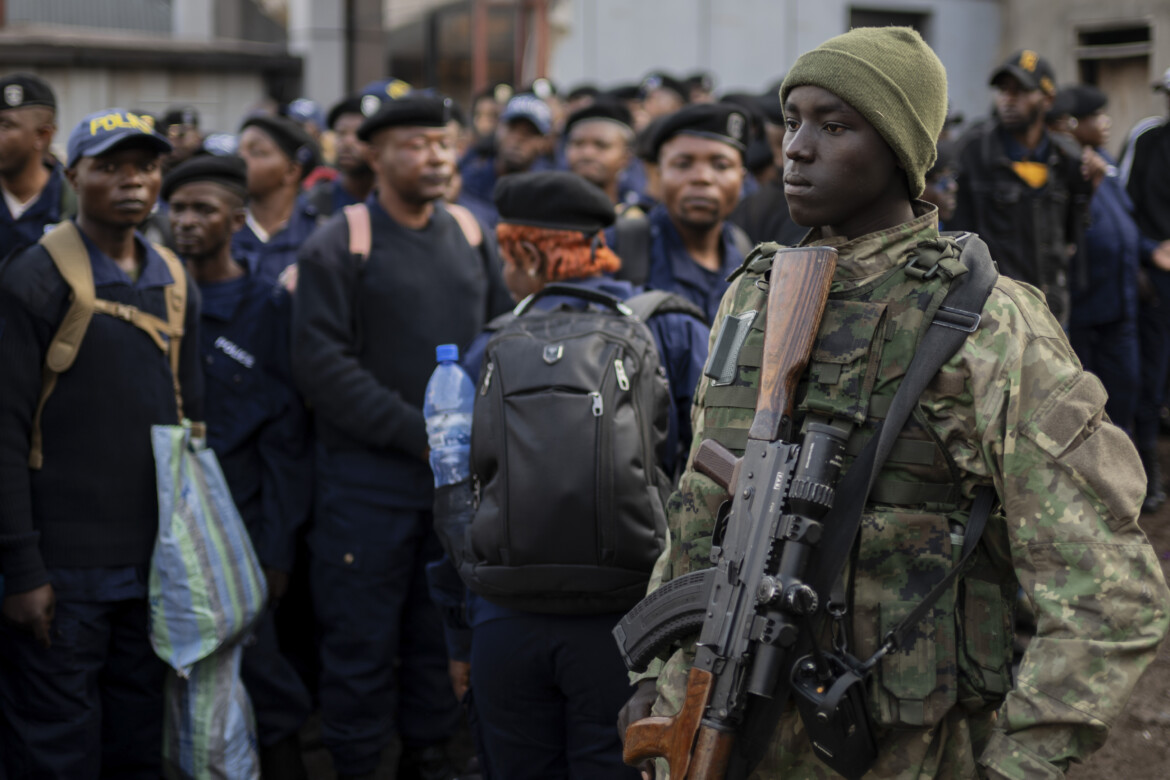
{"left": 424, "top": 344, "right": 475, "bottom": 487}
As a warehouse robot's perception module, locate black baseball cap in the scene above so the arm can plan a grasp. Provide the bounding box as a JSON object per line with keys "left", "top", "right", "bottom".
{"left": 990, "top": 50, "right": 1057, "bottom": 97}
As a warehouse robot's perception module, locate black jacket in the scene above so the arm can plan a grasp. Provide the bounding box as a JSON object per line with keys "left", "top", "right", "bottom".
{"left": 950, "top": 122, "right": 1092, "bottom": 326}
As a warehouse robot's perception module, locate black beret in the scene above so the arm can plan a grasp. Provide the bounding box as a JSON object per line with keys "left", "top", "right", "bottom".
{"left": 162, "top": 105, "right": 199, "bottom": 128}
{"left": 1057, "top": 85, "right": 1108, "bottom": 118}
{"left": 494, "top": 171, "right": 616, "bottom": 234}
{"left": 635, "top": 114, "right": 673, "bottom": 162}
{"left": 649, "top": 103, "right": 750, "bottom": 160}
{"left": 640, "top": 72, "right": 689, "bottom": 103}
{"left": 567, "top": 83, "right": 601, "bottom": 102}
{"left": 357, "top": 94, "right": 452, "bottom": 141}
{"left": 161, "top": 154, "right": 248, "bottom": 202}
{"left": 239, "top": 114, "right": 319, "bottom": 173}
{"left": 605, "top": 83, "right": 642, "bottom": 102}
{"left": 563, "top": 100, "right": 634, "bottom": 137}
{"left": 685, "top": 71, "right": 714, "bottom": 93}
{"left": 326, "top": 96, "right": 365, "bottom": 130}
{"left": 0, "top": 73, "right": 55, "bottom": 111}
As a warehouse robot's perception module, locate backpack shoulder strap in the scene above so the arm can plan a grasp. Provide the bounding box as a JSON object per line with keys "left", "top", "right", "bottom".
{"left": 625, "top": 289, "right": 707, "bottom": 325}
{"left": 613, "top": 216, "right": 651, "bottom": 286}
{"left": 30, "top": 222, "right": 97, "bottom": 468}
{"left": 343, "top": 203, "right": 372, "bottom": 261}
{"left": 444, "top": 202, "right": 484, "bottom": 248}
{"left": 153, "top": 244, "right": 190, "bottom": 425}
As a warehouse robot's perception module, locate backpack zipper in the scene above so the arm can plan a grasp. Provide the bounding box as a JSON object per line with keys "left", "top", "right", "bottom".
{"left": 480, "top": 361, "right": 494, "bottom": 396}
{"left": 590, "top": 391, "right": 604, "bottom": 416}
{"left": 615, "top": 356, "right": 630, "bottom": 391}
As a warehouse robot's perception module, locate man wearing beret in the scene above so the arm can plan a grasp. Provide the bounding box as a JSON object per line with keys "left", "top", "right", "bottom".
{"left": 728, "top": 88, "right": 806, "bottom": 247}
{"left": 163, "top": 155, "right": 314, "bottom": 778}
{"left": 306, "top": 94, "right": 381, "bottom": 218}
{"left": 640, "top": 72, "right": 689, "bottom": 122}
{"left": 605, "top": 102, "right": 753, "bottom": 323}
{"left": 564, "top": 100, "right": 641, "bottom": 214}
{"left": 232, "top": 114, "right": 324, "bottom": 284}
{"left": 0, "top": 73, "right": 73, "bottom": 263}
{"left": 950, "top": 50, "right": 1096, "bottom": 328}
{"left": 0, "top": 109, "right": 202, "bottom": 777}
{"left": 620, "top": 27, "right": 1168, "bottom": 779}
{"left": 292, "top": 94, "right": 513, "bottom": 780}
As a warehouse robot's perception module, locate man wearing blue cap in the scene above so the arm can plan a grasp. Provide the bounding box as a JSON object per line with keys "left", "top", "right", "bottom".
{"left": 0, "top": 108, "right": 202, "bottom": 778}
{"left": 459, "top": 93, "right": 555, "bottom": 218}
{"left": 0, "top": 73, "right": 73, "bottom": 263}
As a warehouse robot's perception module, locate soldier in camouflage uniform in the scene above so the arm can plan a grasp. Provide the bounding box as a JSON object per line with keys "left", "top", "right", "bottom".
{"left": 619, "top": 27, "right": 1170, "bottom": 780}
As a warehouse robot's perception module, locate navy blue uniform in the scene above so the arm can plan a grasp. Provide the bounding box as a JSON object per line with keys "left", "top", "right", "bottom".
{"left": 1068, "top": 155, "right": 1152, "bottom": 433}
{"left": 434, "top": 276, "right": 709, "bottom": 780}
{"left": 605, "top": 204, "right": 748, "bottom": 323}
{"left": 232, "top": 194, "right": 322, "bottom": 284}
{"left": 197, "top": 272, "right": 313, "bottom": 748}
{"left": 0, "top": 230, "right": 203, "bottom": 779}
{"left": 0, "top": 163, "right": 70, "bottom": 263}
{"left": 292, "top": 196, "right": 512, "bottom": 776}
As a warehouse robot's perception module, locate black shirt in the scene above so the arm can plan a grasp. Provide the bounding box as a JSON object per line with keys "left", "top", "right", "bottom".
{"left": 291, "top": 195, "right": 512, "bottom": 505}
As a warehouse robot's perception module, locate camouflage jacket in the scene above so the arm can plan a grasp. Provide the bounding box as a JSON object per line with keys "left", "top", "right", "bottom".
{"left": 646, "top": 205, "right": 1170, "bottom": 779}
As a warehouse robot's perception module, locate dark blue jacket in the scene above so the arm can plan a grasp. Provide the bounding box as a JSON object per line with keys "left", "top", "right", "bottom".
{"left": 1070, "top": 152, "right": 1156, "bottom": 329}
{"left": 0, "top": 163, "right": 70, "bottom": 263}
{"left": 431, "top": 275, "right": 710, "bottom": 659}
{"left": 604, "top": 204, "right": 747, "bottom": 323}
{"left": 198, "top": 273, "right": 312, "bottom": 573}
{"left": 232, "top": 194, "right": 323, "bottom": 284}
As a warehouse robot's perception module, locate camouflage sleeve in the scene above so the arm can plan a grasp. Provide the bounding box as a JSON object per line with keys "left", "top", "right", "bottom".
{"left": 969, "top": 279, "right": 1170, "bottom": 779}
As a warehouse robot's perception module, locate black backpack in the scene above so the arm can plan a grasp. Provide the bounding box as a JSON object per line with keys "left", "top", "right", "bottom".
{"left": 458, "top": 283, "right": 702, "bottom": 614}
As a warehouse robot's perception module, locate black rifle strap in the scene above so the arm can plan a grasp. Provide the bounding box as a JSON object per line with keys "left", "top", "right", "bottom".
{"left": 730, "top": 233, "right": 999, "bottom": 779}
{"left": 806, "top": 232, "right": 999, "bottom": 605}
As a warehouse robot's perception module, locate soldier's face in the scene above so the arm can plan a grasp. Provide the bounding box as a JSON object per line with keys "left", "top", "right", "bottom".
{"left": 566, "top": 121, "right": 631, "bottom": 193}
{"left": 66, "top": 146, "right": 161, "bottom": 229}
{"left": 782, "top": 85, "right": 906, "bottom": 240}
{"left": 659, "top": 134, "right": 744, "bottom": 233}
{"left": 168, "top": 181, "right": 244, "bottom": 263}
{"left": 366, "top": 125, "right": 454, "bottom": 204}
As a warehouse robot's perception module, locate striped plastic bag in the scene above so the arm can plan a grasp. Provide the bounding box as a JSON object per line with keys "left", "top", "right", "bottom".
{"left": 149, "top": 423, "right": 268, "bottom": 676}
{"left": 163, "top": 644, "right": 261, "bottom": 780}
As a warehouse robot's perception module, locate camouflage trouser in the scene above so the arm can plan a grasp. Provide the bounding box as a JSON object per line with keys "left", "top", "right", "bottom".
{"left": 649, "top": 647, "right": 988, "bottom": 780}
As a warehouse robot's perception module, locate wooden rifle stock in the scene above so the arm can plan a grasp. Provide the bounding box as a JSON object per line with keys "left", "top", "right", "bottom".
{"left": 622, "top": 247, "right": 838, "bottom": 778}
{"left": 747, "top": 247, "right": 838, "bottom": 443}
{"left": 623, "top": 667, "right": 735, "bottom": 779}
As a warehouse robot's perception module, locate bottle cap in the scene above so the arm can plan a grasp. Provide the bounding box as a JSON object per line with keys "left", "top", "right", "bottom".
{"left": 435, "top": 343, "right": 459, "bottom": 363}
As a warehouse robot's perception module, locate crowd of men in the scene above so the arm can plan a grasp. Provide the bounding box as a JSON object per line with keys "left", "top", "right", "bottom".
{"left": 0, "top": 31, "right": 1169, "bottom": 780}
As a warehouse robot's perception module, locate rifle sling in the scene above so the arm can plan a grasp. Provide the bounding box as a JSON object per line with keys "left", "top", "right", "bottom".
{"left": 728, "top": 234, "right": 999, "bottom": 779}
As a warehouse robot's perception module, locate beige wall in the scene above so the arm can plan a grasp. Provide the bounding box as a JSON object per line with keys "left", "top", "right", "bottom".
{"left": 1001, "top": 0, "right": 1170, "bottom": 157}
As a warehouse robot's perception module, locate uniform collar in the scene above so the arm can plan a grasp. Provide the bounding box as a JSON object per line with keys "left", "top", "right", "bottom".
{"left": 649, "top": 204, "right": 740, "bottom": 286}
{"left": 801, "top": 201, "right": 940, "bottom": 289}
{"left": 197, "top": 268, "right": 257, "bottom": 322}
{"left": 77, "top": 223, "right": 174, "bottom": 289}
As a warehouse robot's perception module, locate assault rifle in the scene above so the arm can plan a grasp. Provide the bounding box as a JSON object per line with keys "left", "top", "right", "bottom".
{"left": 613, "top": 246, "right": 850, "bottom": 779}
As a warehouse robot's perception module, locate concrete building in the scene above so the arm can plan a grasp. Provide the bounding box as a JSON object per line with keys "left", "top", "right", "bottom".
{"left": 999, "top": 0, "right": 1170, "bottom": 157}
{"left": 0, "top": 0, "right": 300, "bottom": 139}
{"left": 547, "top": 0, "right": 1003, "bottom": 130}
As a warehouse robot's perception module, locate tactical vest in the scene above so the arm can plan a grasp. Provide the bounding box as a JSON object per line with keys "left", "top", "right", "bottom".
{"left": 696, "top": 237, "right": 1016, "bottom": 730}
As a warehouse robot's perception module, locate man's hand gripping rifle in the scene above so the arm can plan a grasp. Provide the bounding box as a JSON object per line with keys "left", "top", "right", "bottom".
{"left": 613, "top": 247, "right": 841, "bottom": 779}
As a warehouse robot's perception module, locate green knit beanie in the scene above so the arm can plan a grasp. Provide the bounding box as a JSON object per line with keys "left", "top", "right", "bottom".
{"left": 780, "top": 26, "right": 947, "bottom": 198}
